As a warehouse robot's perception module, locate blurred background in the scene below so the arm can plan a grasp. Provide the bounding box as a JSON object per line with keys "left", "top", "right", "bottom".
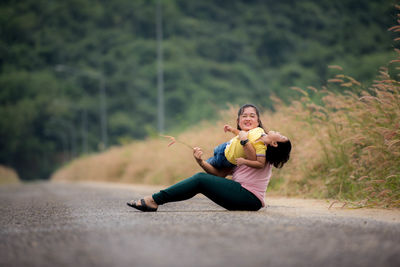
{"left": 0, "top": 0, "right": 397, "bottom": 181}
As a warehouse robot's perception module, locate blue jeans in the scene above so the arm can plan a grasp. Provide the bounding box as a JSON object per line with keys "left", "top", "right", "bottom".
{"left": 206, "top": 142, "right": 236, "bottom": 169}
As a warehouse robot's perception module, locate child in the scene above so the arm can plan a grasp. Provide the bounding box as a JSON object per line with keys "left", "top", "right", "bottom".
{"left": 206, "top": 124, "right": 267, "bottom": 169}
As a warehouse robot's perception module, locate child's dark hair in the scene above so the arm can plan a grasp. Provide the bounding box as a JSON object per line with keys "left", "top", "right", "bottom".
{"left": 236, "top": 104, "right": 265, "bottom": 130}
{"left": 265, "top": 140, "right": 292, "bottom": 168}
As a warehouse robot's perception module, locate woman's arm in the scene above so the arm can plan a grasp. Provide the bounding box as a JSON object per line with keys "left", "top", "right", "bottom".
{"left": 236, "top": 156, "right": 266, "bottom": 169}
{"left": 239, "top": 130, "right": 266, "bottom": 168}
{"left": 239, "top": 130, "right": 257, "bottom": 161}
{"left": 193, "top": 147, "right": 231, "bottom": 177}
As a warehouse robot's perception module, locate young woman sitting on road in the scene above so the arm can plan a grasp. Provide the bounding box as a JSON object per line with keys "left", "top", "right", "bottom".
{"left": 127, "top": 104, "right": 291, "bottom": 212}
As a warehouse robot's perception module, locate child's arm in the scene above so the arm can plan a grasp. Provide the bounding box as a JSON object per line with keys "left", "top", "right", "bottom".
{"left": 224, "top": 125, "right": 240, "bottom": 136}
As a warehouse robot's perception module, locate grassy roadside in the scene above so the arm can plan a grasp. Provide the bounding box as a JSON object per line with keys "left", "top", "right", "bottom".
{"left": 51, "top": 77, "right": 399, "bottom": 208}
{"left": 0, "top": 165, "right": 20, "bottom": 185}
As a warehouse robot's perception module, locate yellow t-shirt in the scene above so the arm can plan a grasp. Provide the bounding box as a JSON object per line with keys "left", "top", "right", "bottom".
{"left": 224, "top": 127, "right": 266, "bottom": 165}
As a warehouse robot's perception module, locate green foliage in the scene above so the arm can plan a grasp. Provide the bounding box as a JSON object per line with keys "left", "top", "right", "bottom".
{"left": 0, "top": 0, "right": 397, "bottom": 180}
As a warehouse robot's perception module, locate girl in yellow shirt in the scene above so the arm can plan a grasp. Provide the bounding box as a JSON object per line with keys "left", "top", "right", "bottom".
{"left": 206, "top": 104, "right": 269, "bottom": 170}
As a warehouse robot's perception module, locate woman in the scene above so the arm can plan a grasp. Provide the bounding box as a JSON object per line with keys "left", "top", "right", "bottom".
{"left": 127, "top": 104, "right": 291, "bottom": 212}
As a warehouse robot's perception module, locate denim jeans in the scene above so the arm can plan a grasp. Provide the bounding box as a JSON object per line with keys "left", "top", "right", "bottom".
{"left": 206, "top": 142, "right": 236, "bottom": 169}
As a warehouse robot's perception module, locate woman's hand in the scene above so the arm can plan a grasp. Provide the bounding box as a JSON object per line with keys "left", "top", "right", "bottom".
{"left": 236, "top": 157, "right": 246, "bottom": 166}
{"left": 238, "top": 130, "right": 249, "bottom": 141}
{"left": 193, "top": 147, "right": 203, "bottom": 163}
{"left": 193, "top": 146, "right": 232, "bottom": 177}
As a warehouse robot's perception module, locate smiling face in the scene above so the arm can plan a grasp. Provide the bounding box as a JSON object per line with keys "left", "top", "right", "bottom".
{"left": 237, "top": 107, "right": 260, "bottom": 131}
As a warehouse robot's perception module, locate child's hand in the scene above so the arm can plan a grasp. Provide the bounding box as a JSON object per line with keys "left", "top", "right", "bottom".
{"left": 224, "top": 125, "right": 233, "bottom": 133}
{"left": 236, "top": 157, "right": 246, "bottom": 166}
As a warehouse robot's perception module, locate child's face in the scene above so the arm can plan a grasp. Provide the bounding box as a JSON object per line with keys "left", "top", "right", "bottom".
{"left": 262, "top": 131, "right": 288, "bottom": 146}
{"left": 238, "top": 107, "right": 259, "bottom": 131}
{"left": 268, "top": 131, "right": 288, "bottom": 142}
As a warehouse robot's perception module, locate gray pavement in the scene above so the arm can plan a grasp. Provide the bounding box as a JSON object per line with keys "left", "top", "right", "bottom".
{"left": 0, "top": 182, "right": 399, "bottom": 267}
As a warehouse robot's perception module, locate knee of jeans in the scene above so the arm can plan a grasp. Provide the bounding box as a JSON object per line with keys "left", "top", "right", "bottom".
{"left": 191, "top": 172, "right": 208, "bottom": 184}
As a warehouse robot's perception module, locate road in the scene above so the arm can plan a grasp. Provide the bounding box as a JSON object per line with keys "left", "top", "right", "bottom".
{"left": 1, "top": 182, "right": 399, "bottom": 267}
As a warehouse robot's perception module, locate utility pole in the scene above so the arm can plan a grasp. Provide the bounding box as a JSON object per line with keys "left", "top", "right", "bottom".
{"left": 81, "top": 109, "right": 88, "bottom": 154}
{"left": 99, "top": 75, "right": 108, "bottom": 149}
{"left": 156, "top": 0, "right": 165, "bottom": 133}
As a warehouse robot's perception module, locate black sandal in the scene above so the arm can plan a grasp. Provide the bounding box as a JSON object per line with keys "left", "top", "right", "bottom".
{"left": 127, "top": 199, "right": 158, "bottom": 212}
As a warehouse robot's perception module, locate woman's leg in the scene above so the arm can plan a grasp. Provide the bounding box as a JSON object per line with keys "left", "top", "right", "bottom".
{"left": 152, "top": 172, "right": 261, "bottom": 211}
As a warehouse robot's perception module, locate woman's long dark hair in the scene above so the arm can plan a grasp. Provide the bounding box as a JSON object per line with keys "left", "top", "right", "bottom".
{"left": 265, "top": 140, "right": 292, "bottom": 168}
{"left": 236, "top": 104, "right": 265, "bottom": 130}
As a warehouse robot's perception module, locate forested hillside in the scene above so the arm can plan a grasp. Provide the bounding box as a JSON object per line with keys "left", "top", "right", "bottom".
{"left": 0, "top": 0, "right": 396, "bottom": 180}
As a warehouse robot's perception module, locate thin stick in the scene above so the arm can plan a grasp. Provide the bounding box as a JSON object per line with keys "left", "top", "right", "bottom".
{"left": 160, "top": 135, "right": 194, "bottom": 150}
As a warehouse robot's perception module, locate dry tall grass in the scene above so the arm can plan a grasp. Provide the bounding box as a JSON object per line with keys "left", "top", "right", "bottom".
{"left": 284, "top": 66, "right": 400, "bottom": 208}
{"left": 0, "top": 165, "right": 20, "bottom": 185}
{"left": 51, "top": 84, "right": 399, "bottom": 207}
{"left": 51, "top": 114, "right": 238, "bottom": 186}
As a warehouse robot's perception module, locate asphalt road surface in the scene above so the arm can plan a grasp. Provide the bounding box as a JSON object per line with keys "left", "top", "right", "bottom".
{"left": 1, "top": 182, "right": 399, "bottom": 267}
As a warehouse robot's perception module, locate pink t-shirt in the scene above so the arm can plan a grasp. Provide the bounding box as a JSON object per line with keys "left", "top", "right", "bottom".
{"left": 232, "top": 163, "right": 272, "bottom": 207}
